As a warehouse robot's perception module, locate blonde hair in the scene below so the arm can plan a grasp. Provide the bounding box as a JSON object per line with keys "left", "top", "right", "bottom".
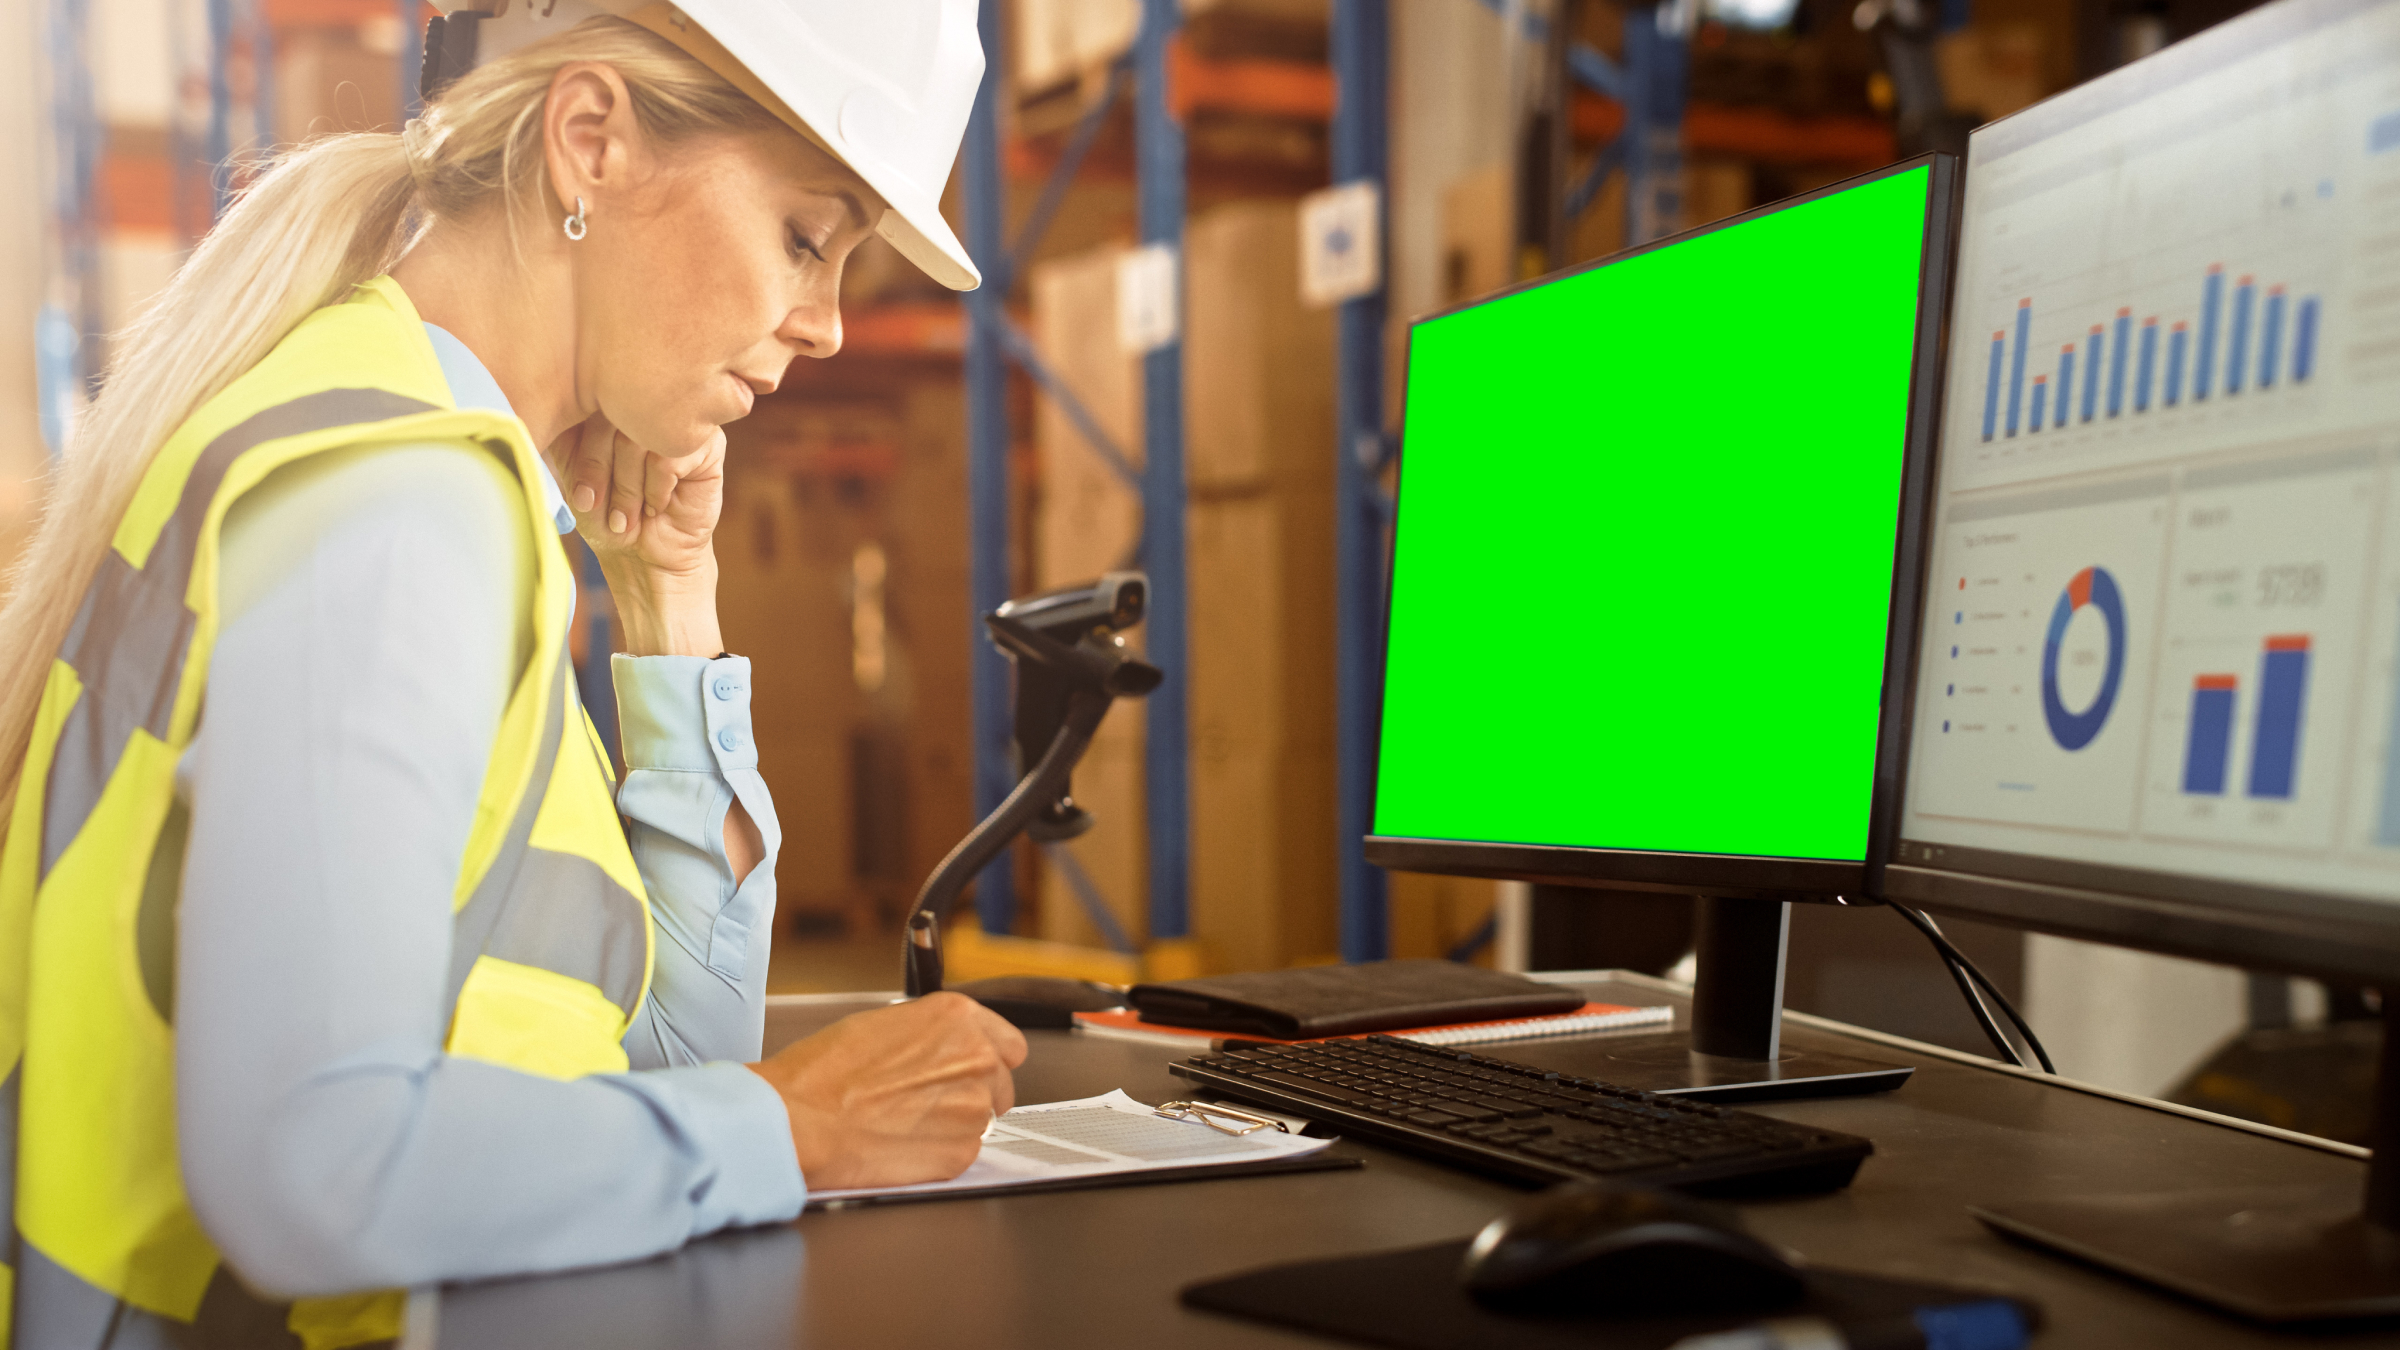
{"left": 0, "top": 17, "right": 784, "bottom": 821}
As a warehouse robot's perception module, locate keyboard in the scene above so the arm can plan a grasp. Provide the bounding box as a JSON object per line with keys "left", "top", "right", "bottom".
{"left": 1168, "top": 1034, "right": 1872, "bottom": 1194}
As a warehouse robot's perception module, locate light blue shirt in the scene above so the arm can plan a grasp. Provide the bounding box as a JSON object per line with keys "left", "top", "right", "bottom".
{"left": 424, "top": 322, "right": 575, "bottom": 536}
{"left": 169, "top": 331, "right": 802, "bottom": 1298}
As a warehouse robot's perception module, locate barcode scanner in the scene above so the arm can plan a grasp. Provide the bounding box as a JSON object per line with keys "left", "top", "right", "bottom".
{"left": 901, "top": 573, "right": 1161, "bottom": 1025}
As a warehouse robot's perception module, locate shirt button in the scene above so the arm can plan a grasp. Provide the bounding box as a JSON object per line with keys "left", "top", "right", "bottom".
{"left": 717, "top": 728, "right": 740, "bottom": 752}
{"left": 712, "top": 678, "right": 739, "bottom": 700}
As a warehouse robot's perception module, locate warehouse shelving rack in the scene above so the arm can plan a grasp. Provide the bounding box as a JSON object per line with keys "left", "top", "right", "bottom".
{"left": 951, "top": 0, "right": 1728, "bottom": 976}
{"left": 950, "top": 0, "right": 1407, "bottom": 982}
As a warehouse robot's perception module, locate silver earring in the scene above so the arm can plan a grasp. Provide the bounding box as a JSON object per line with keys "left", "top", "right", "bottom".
{"left": 563, "top": 196, "right": 587, "bottom": 242}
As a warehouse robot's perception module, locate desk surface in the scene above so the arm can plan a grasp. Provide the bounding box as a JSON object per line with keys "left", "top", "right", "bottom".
{"left": 432, "top": 974, "right": 2400, "bottom": 1349}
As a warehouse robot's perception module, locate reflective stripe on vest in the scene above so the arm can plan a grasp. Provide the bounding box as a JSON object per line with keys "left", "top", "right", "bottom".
{"left": 0, "top": 278, "right": 655, "bottom": 1350}
{"left": 38, "top": 389, "right": 435, "bottom": 881}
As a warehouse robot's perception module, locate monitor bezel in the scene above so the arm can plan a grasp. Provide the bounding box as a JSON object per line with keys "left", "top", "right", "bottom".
{"left": 1881, "top": 0, "right": 2400, "bottom": 985}
{"left": 1363, "top": 152, "right": 1963, "bottom": 904}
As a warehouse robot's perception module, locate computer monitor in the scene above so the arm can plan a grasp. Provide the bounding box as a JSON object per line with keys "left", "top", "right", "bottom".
{"left": 1368, "top": 156, "right": 1958, "bottom": 1096}
{"left": 1884, "top": 0, "right": 2400, "bottom": 1318}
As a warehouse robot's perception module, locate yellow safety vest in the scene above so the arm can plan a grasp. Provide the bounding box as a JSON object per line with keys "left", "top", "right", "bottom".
{"left": 0, "top": 277, "right": 656, "bottom": 1349}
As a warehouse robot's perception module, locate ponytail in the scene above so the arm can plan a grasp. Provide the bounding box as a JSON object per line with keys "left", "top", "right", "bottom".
{"left": 0, "top": 16, "right": 782, "bottom": 820}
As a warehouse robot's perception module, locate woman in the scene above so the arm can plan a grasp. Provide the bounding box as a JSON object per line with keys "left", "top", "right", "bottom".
{"left": 0, "top": 2, "right": 1022, "bottom": 1342}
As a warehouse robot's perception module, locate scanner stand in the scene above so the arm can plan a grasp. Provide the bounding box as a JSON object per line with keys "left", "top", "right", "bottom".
{"left": 901, "top": 574, "right": 1162, "bottom": 1013}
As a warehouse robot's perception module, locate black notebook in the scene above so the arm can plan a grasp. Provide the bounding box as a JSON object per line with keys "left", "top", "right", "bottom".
{"left": 1128, "top": 960, "right": 1585, "bottom": 1038}
{"left": 1183, "top": 1238, "right": 2041, "bottom": 1350}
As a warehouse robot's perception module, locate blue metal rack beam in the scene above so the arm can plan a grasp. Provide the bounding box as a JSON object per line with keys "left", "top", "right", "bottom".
{"left": 959, "top": 1, "right": 1186, "bottom": 945}
{"left": 1134, "top": 0, "right": 1190, "bottom": 945}
{"left": 1330, "top": 0, "right": 1391, "bottom": 964}
{"left": 1621, "top": 6, "right": 1693, "bottom": 246}
{"left": 1468, "top": 0, "right": 1690, "bottom": 250}
{"left": 962, "top": 0, "right": 1019, "bottom": 933}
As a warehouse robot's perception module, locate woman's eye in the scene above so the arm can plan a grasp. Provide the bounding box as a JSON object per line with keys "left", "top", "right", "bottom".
{"left": 788, "top": 226, "right": 826, "bottom": 264}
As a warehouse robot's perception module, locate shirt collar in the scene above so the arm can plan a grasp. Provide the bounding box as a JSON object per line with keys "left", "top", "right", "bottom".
{"left": 423, "top": 322, "right": 575, "bottom": 536}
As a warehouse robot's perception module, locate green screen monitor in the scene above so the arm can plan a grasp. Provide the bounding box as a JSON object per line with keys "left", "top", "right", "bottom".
{"left": 1367, "top": 157, "right": 1957, "bottom": 904}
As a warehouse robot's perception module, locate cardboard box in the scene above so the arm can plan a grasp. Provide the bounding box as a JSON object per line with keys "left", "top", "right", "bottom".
{"left": 1188, "top": 491, "right": 1337, "bottom": 973}
{"left": 891, "top": 382, "right": 977, "bottom": 892}
{"left": 1183, "top": 201, "right": 1339, "bottom": 975}
{"left": 1027, "top": 245, "right": 1148, "bottom": 949}
{"left": 274, "top": 26, "right": 402, "bottom": 141}
{"left": 1184, "top": 200, "right": 1333, "bottom": 492}
{"left": 1016, "top": 0, "right": 1330, "bottom": 95}
{"left": 1388, "top": 870, "right": 1500, "bottom": 967}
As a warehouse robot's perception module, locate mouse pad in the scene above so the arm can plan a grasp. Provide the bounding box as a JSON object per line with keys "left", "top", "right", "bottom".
{"left": 1182, "top": 1239, "right": 2039, "bottom": 1350}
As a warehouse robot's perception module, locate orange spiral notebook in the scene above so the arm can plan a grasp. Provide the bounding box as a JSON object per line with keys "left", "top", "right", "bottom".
{"left": 1073, "top": 1000, "right": 1671, "bottom": 1050}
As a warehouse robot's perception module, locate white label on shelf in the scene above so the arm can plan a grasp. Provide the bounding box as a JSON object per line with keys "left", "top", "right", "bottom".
{"left": 1299, "top": 180, "right": 1383, "bottom": 309}
{"left": 1116, "top": 243, "right": 1180, "bottom": 355}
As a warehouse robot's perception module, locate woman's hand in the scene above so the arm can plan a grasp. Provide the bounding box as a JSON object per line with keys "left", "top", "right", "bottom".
{"left": 554, "top": 415, "right": 727, "bottom": 657}
{"left": 747, "top": 993, "right": 1030, "bottom": 1191}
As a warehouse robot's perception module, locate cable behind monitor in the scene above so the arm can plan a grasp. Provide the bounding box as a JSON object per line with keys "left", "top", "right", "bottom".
{"left": 1888, "top": 903, "right": 2055, "bottom": 1074}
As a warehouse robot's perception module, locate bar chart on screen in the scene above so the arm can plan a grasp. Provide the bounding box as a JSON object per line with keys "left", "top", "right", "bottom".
{"left": 1939, "top": 7, "right": 2400, "bottom": 498}
{"left": 1977, "top": 271, "right": 2324, "bottom": 445}
{"left": 2140, "top": 450, "right": 2376, "bottom": 851}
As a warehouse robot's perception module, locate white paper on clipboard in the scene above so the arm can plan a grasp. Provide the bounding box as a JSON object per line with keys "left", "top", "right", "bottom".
{"left": 805, "top": 1090, "right": 1333, "bottom": 1207}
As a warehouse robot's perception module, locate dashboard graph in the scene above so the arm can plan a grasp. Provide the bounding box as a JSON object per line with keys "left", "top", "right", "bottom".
{"left": 2040, "top": 566, "right": 2128, "bottom": 750}
{"left": 1979, "top": 269, "right": 2323, "bottom": 444}
{"left": 1904, "top": 0, "right": 2400, "bottom": 903}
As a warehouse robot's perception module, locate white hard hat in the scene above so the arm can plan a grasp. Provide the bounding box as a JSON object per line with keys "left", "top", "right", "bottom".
{"left": 429, "top": 0, "right": 983, "bottom": 291}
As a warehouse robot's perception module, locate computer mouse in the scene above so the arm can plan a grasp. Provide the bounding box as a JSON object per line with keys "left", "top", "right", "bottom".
{"left": 1458, "top": 1182, "right": 1807, "bottom": 1315}
{"left": 954, "top": 976, "right": 1128, "bottom": 1029}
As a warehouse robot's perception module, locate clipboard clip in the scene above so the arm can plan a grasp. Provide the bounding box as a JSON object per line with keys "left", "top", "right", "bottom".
{"left": 1154, "top": 1100, "right": 1290, "bottom": 1136}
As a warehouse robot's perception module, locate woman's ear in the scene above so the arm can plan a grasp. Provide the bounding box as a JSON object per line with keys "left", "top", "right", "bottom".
{"left": 541, "top": 61, "right": 646, "bottom": 217}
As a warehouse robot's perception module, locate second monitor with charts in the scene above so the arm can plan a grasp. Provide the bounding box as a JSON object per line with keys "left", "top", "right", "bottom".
{"left": 1893, "top": 0, "right": 2400, "bottom": 976}
{"left": 1885, "top": 0, "right": 2400, "bottom": 1320}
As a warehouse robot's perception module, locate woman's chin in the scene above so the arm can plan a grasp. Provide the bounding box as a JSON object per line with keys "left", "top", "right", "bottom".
{"left": 628, "top": 418, "right": 720, "bottom": 460}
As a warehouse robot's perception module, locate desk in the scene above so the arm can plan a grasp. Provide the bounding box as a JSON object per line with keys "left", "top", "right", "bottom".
{"left": 431, "top": 972, "right": 2400, "bottom": 1349}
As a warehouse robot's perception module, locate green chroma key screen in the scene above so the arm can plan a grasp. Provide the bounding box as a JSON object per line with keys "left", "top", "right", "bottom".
{"left": 1375, "top": 166, "right": 1931, "bottom": 862}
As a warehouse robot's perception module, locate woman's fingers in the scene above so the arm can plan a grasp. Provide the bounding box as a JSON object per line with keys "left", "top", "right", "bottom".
{"left": 552, "top": 414, "right": 720, "bottom": 561}
{"left": 607, "top": 423, "right": 647, "bottom": 537}
{"left": 642, "top": 449, "right": 677, "bottom": 521}
{"left": 562, "top": 418, "right": 614, "bottom": 520}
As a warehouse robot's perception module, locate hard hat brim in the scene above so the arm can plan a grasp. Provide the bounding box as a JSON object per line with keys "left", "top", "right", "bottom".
{"left": 625, "top": 3, "right": 983, "bottom": 292}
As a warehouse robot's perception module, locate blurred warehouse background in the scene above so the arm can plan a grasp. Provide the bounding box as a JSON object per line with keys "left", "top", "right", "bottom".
{"left": 1, "top": 0, "right": 2362, "bottom": 1137}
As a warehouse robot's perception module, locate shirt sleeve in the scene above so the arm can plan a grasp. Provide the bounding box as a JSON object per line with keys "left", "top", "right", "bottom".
{"left": 615, "top": 654, "right": 785, "bottom": 1069}
{"left": 172, "top": 442, "right": 804, "bottom": 1300}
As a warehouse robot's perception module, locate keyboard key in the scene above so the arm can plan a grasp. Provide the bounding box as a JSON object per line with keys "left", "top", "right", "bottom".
{"left": 1405, "top": 1109, "right": 1464, "bottom": 1127}
{"left": 1674, "top": 1142, "right": 1760, "bottom": 1162}
{"left": 1252, "top": 1071, "right": 1379, "bottom": 1107}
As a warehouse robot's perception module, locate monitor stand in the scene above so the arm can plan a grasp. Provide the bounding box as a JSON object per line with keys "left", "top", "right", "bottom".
{"left": 1971, "top": 999, "right": 2400, "bottom": 1323}
{"left": 1482, "top": 896, "right": 1914, "bottom": 1103}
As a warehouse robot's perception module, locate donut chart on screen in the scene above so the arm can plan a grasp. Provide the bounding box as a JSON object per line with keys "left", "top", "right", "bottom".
{"left": 2041, "top": 566, "right": 2127, "bottom": 751}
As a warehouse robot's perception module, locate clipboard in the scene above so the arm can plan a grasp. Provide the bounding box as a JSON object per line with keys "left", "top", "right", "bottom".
{"left": 806, "top": 1152, "right": 1363, "bottom": 1210}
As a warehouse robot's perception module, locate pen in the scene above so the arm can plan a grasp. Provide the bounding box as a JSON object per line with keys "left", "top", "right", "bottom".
{"left": 1670, "top": 1298, "right": 2030, "bottom": 1350}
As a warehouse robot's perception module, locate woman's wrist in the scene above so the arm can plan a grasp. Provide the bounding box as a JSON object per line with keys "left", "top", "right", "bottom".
{"left": 600, "top": 554, "right": 725, "bottom": 658}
